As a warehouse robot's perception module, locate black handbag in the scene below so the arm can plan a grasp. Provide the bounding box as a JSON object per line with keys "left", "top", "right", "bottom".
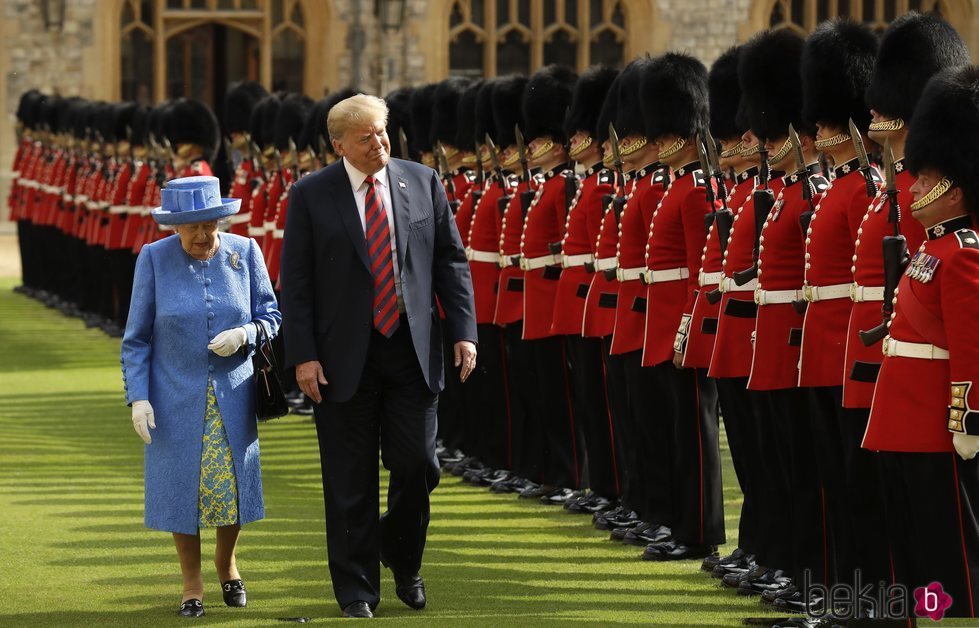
{"left": 253, "top": 322, "right": 289, "bottom": 421}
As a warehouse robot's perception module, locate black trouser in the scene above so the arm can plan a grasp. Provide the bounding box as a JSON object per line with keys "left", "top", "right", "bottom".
{"left": 808, "top": 386, "right": 850, "bottom": 586}
{"left": 470, "top": 323, "right": 511, "bottom": 470}
{"left": 16, "top": 220, "right": 35, "bottom": 289}
{"left": 526, "top": 335, "right": 580, "bottom": 488}
{"left": 714, "top": 377, "right": 764, "bottom": 558}
{"left": 647, "top": 363, "right": 724, "bottom": 546}
{"left": 436, "top": 324, "right": 466, "bottom": 452}
{"left": 878, "top": 451, "right": 979, "bottom": 618}
{"left": 622, "top": 350, "right": 673, "bottom": 524}
{"left": 503, "top": 322, "right": 542, "bottom": 482}
{"left": 566, "top": 335, "right": 619, "bottom": 499}
{"left": 836, "top": 404, "right": 890, "bottom": 594}
{"left": 312, "top": 318, "right": 440, "bottom": 611}
{"left": 603, "top": 345, "right": 634, "bottom": 510}
{"left": 109, "top": 248, "right": 136, "bottom": 328}
{"left": 766, "top": 387, "right": 826, "bottom": 583}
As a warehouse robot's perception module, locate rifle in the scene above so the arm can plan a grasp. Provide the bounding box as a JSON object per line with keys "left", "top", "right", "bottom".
{"left": 791, "top": 124, "right": 818, "bottom": 234}
{"left": 849, "top": 118, "right": 879, "bottom": 199}
{"left": 732, "top": 145, "right": 774, "bottom": 286}
{"left": 471, "top": 137, "right": 485, "bottom": 207}
{"left": 603, "top": 123, "right": 629, "bottom": 280}
{"left": 438, "top": 142, "right": 460, "bottom": 214}
{"left": 859, "top": 139, "right": 908, "bottom": 347}
{"left": 399, "top": 128, "right": 411, "bottom": 163}
{"left": 486, "top": 134, "right": 512, "bottom": 219}
{"left": 514, "top": 125, "right": 536, "bottom": 217}
{"left": 223, "top": 136, "right": 235, "bottom": 194}
{"left": 287, "top": 137, "right": 300, "bottom": 180}
{"left": 703, "top": 134, "right": 734, "bottom": 304}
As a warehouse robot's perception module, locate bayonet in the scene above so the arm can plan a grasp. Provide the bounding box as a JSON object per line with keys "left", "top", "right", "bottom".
{"left": 515, "top": 125, "right": 531, "bottom": 184}
{"left": 438, "top": 142, "right": 459, "bottom": 214}
{"left": 399, "top": 128, "right": 411, "bottom": 162}
{"left": 849, "top": 117, "right": 879, "bottom": 198}
{"left": 608, "top": 123, "right": 625, "bottom": 195}
{"left": 705, "top": 134, "right": 729, "bottom": 207}
{"left": 733, "top": 146, "right": 774, "bottom": 286}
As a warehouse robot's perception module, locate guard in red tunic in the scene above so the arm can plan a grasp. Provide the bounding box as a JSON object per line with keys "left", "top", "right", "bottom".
{"left": 799, "top": 19, "right": 881, "bottom": 592}
{"left": 103, "top": 102, "right": 139, "bottom": 336}
{"left": 245, "top": 95, "right": 280, "bottom": 260}
{"left": 11, "top": 90, "right": 44, "bottom": 296}
{"left": 693, "top": 44, "right": 765, "bottom": 580}
{"left": 551, "top": 65, "right": 622, "bottom": 516}
{"left": 518, "top": 65, "right": 584, "bottom": 505}
{"left": 607, "top": 58, "right": 673, "bottom": 547}
{"left": 863, "top": 64, "right": 979, "bottom": 618}
{"left": 223, "top": 81, "right": 269, "bottom": 236}
{"left": 638, "top": 53, "right": 723, "bottom": 562}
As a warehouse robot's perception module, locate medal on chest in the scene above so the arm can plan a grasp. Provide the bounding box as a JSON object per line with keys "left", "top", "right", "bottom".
{"left": 906, "top": 249, "right": 939, "bottom": 283}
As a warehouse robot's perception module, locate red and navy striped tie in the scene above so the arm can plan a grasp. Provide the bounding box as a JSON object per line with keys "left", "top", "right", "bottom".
{"left": 364, "top": 175, "right": 399, "bottom": 337}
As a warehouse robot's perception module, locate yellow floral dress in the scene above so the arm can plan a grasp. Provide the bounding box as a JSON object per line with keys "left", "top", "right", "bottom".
{"left": 198, "top": 380, "right": 239, "bottom": 528}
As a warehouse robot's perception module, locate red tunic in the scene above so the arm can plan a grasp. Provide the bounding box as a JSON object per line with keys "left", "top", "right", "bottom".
{"left": 611, "top": 165, "right": 667, "bottom": 355}
{"left": 583, "top": 173, "right": 631, "bottom": 338}
{"left": 266, "top": 169, "right": 295, "bottom": 284}
{"left": 120, "top": 161, "right": 150, "bottom": 250}
{"left": 495, "top": 178, "right": 533, "bottom": 326}
{"left": 799, "top": 159, "right": 880, "bottom": 387}
{"left": 685, "top": 169, "right": 757, "bottom": 369}
{"left": 551, "top": 165, "right": 611, "bottom": 336}
{"left": 228, "top": 160, "right": 256, "bottom": 236}
{"left": 864, "top": 216, "right": 979, "bottom": 453}
{"left": 105, "top": 161, "right": 134, "bottom": 249}
{"left": 521, "top": 170, "right": 570, "bottom": 340}
{"left": 748, "top": 167, "right": 829, "bottom": 390}
{"left": 641, "top": 162, "right": 714, "bottom": 367}
{"left": 843, "top": 164, "right": 925, "bottom": 408}
{"left": 453, "top": 176, "right": 482, "bottom": 249}
{"left": 467, "top": 176, "right": 509, "bottom": 324}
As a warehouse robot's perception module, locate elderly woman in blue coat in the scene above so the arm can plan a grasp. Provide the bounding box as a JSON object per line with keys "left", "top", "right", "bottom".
{"left": 121, "top": 176, "right": 281, "bottom": 617}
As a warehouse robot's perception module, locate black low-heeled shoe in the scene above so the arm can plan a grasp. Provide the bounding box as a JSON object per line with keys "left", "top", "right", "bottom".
{"left": 178, "top": 599, "right": 204, "bottom": 617}
{"left": 222, "top": 579, "right": 247, "bottom": 607}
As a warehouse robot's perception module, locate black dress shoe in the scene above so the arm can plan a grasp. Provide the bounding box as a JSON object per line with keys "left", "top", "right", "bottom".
{"left": 703, "top": 546, "right": 745, "bottom": 572}
{"left": 539, "top": 487, "right": 574, "bottom": 505}
{"left": 623, "top": 523, "right": 671, "bottom": 546}
{"left": 518, "top": 483, "right": 558, "bottom": 499}
{"left": 720, "top": 561, "right": 763, "bottom": 588}
{"left": 178, "top": 599, "right": 204, "bottom": 617}
{"left": 595, "top": 510, "right": 641, "bottom": 531}
{"left": 642, "top": 541, "right": 718, "bottom": 561}
{"left": 738, "top": 568, "right": 790, "bottom": 596}
{"left": 342, "top": 601, "right": 373, "bottom": 618}
{"left": 610, "top": 519, "right": 649, "bottom": 541}
{"left": 221, "top": 579, "right": 247, "bottom": 607}
{"left": 762, "top": 582, "right": 798, "bottom": 605}
{"left": 393, "top": 573, "right": 426, "bottom": 610}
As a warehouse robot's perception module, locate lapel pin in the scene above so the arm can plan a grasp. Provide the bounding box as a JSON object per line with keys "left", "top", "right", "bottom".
{"left": 229, "top": 251, "right": 241, "bottom": 270}
{"left": 398, "top": 180, "right": 407, "bottom": 189}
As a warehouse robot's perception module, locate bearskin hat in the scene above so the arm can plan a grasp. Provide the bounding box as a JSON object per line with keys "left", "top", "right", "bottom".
{"left": 709, "top": 46, "right": 744, "bottom": 141}
{"left": 166, "top": 98, "right": 220, "bottom": 161}
{"left": 431, "top": 77, "right": 471, "bottom": 148}
{"left": 491, "top": 75, "right": 528, "bottom": 147}
{"left": 224, "top": 81, "right": 268, "bottom": 135}
{"left": 641, "top": 52, "right": 709, "bottom": 140}
{"left": 565, "top": 65, "right": 618, "bottom": 140}
{"left": 248, "top": 95, "right": 280, "bottom": 150}
{"left": 113, "top": 102, "right": 139, "bottom": 143}
{"left": 39, "top": 95, "right": 64, "bottom": 134}
{"left": 866, "top": 12, "right": 971, "bottom": 124}
{"left": 409, "top": 83, "right": 437, "bottom": 155}
{"left": 274, "top": 93, "right": 314, "bottom": 151}
{"left": 801, "top": 18, "right": 878, "bottom": 132}
{"left": 739, "top": 29, "right": 806, "bottom": 142}
{"left": 522, "top": 64, "right": 578, "bottom": 144}
{"left": 130, "top": 104, "right": 151, "bottom": 147}
{"left": 384, "top": 87, "right": 413, "bottom": 158}
{"left": 596, "top": 71, "right": 623, "bottom": 146}
{"left": 906, "top": 65, "right": 979, "bottom": 214}
{"left": 455, "top": 79, "right": 483, "bottom": 153}
{"left": 298, "top": 98, "right": 330, "bottom": 153}
{"left": 16, "top": 90, "right": 45, "bottom": 129}
{"left": 474, "top": 79, "right": 498, "bottom": 145}
{"left": 614, "top": 56, "right": 653, "bottom": 139}
{"left": 55, "top": 97, "right": 81, "bottom": 137}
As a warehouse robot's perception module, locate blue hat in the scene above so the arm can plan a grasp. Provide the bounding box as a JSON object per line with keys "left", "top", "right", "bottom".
{"left": 152, "top": 176, "right": 241, "bottom": 225}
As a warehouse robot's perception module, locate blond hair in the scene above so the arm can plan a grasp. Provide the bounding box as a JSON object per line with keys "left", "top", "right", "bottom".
{"left": 327, "top": 94, "right": 389, "bottom": 142}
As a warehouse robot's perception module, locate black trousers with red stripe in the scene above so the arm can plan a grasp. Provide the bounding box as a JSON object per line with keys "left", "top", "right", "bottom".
{"left": 525, "top": 335, "right": 581, "bottom": 488}
{"left": 436, "top": 324, "right": 466, "bottom": 452}
{"left": 565, "top": 335, "right": 620, "bottom": 499}
{"left": 603, "top": 346, "right": 638, "bottom": 512}
{"left": 623, "top": 351, "right": 673, "bottom": 525}
{"left": 878, "top": 451, "right": 979, "bottom": 618}
{"left": 468, "top": 323, "right": 511, "bottom": 470}
{"left": 503, "top": 322, "right": 543, "bottom": 482}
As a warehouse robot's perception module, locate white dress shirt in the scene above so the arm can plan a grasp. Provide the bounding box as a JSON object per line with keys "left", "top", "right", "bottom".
{"left": 342, "top": 157, "right": 403, "bottom": 303}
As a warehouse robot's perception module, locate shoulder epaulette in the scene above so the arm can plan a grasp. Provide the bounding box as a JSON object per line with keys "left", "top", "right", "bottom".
{"left": 598, "top": 170, "right": 614, "bottom": 185}
{"left": 955, "top": 229, "right": 979, "bottom": 250}
{"left": 693, "top": 170, "right": 707, "bottom": 188}
{"left": 652, "top": 169, "right": 668, "bottom": 185}
{"left": 811, "top": 175, "right": 830, "bottom": 193}
{"left": 464, "top": 170, "right": 476, "bottom": 183}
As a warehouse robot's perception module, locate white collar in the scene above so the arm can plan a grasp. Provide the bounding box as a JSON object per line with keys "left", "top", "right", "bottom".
{"left": 343, "top": 157, "right": 388, "bottom": 191}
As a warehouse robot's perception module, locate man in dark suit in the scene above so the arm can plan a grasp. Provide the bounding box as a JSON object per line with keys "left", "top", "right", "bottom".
{"left": 280, "top": 94, "right": 478, "bottom": 619}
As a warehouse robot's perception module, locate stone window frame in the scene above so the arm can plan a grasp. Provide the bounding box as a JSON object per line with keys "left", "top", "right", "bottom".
{"left": 764, "top": 0, "right": 956, "bottom": 34}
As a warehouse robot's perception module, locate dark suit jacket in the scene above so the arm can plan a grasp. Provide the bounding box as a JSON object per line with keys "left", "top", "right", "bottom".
{"left": 280, "top": 158, "right": 477, "bottom": 402}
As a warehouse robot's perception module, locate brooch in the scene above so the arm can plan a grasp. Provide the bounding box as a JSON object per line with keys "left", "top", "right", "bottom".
{"left": 229, "top": 251, "right": 241, "bottom": 270}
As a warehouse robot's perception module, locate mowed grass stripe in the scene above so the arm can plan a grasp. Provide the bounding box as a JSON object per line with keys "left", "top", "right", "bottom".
{"left": 0, "top": 277, "right": 786, "bottom": 627}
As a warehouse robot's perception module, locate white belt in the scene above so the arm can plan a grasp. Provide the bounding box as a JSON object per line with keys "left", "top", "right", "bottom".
{"left": 882, "top": 337, "right": 949, "bottom": 360}
{"left": 467, "top": 248, "right": 500, "bottom": 264}
{"left": 802, "top": 282, "right": 852, "bottom": 303}
{"left": 521, "top": 254, "right": 561, "bottom": 271}
{"left": 16, "top": 178, "right": 35, "bottom": 188}
{"left": 641, "top": 266, "right": 690, "bottom": 285}
{"left": 76, "top": 194, "right": 89, "bottom": 204}
{"left": 141, "top": 206, "right": 152, "bottom": 216}
{"left": 616, "top": 266, "right": 646, "bottom": 282}
{"left": 228, "top": 212, "right": 251, "bottom": 224}
{"left": 85, "top": 200, "right": 100, "bottom": 211}
{"left": 247, "top": 226, "right": 265, "bottom": 237}
{"left": 720, "top": 276, "right": 756, "bottom": 292}
{"left": 62, "top": 193, "right": 73, "bottom": 203}
{"left": 698, "top": 270, "right": 723, "bottom": 287}
{"left": 594, "top": 257, "right": 617, "bottom": 272}
{"left": 563, "top": 253, "right": 594, "bottom": 268}
{"left": 850, "top": 283, "right": 885, "bottom": 303}
{"left": 108, "top": 205, "right": 129, "bottom": 215}
{"left": 263, "top": 220, "right": 276, "bottom": 231}
{"left": 43, "top": 184, "right": 60, "bottom": 194}
{"left": 273, "top": 228, "right": 284, "bottom": 238}
{"left": 754, "top": 288, "right": 802, "bottom": 306}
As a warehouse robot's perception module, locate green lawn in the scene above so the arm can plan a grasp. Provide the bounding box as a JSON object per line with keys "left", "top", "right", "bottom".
{"left": 0, "top": 276, "right": 900, "bottom": 627}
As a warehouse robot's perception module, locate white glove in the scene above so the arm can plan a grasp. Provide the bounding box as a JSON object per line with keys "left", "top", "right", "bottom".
{"left": 132, "top": 400, "right": 156, "bottom": 445}
{"left": 953, "top": 433, "right": 979, "bottom": 461}
{"left": 208, "top": 326, "right": 248, "bottom": 357}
